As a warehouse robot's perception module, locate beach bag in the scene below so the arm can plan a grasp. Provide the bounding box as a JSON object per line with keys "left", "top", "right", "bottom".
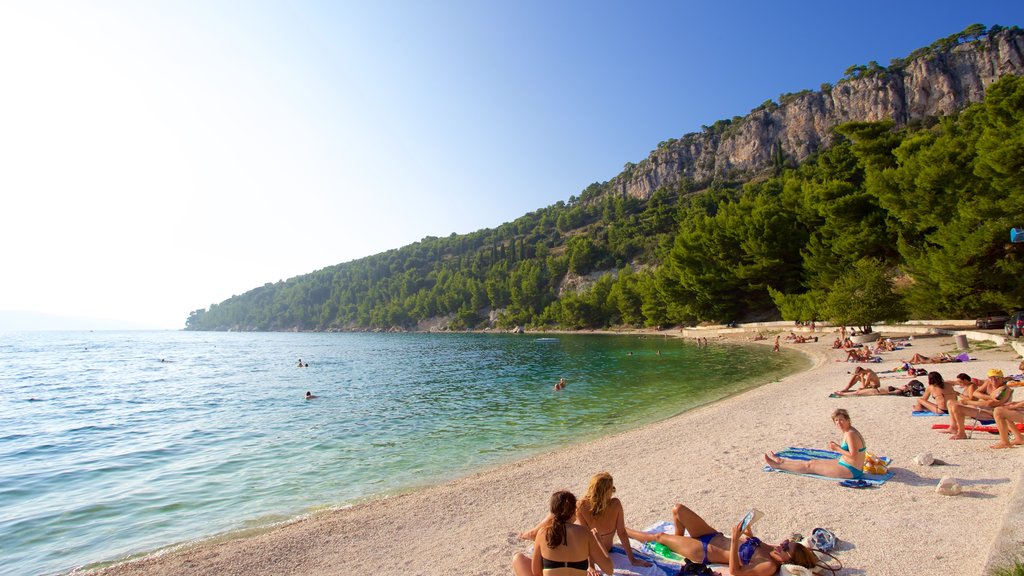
{"left": 908, "top": 380, "right": 925, "bottom": 396}
{"left": 862, "top": 452, "right": 888, "bottom": 474}
{"left": 677, "top": 558, "right": 714, "bottom": 575}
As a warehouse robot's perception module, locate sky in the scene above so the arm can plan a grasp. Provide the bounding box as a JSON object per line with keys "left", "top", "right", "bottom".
{"left": 1, "top": 1, "right": 1021, "bottom": 330}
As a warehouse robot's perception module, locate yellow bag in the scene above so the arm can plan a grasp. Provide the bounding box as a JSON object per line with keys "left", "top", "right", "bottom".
{"left": 862, "top": 451, "right": 888, "bottom": 474}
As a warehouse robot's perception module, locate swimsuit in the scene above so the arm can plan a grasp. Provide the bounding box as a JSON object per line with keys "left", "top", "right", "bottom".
{"left": 738, "top": 537, "right": 761, "bottom": 565}
{"left": 838, "top": 440, "right": 866, "bottom": 479}
{"left": 541, "top": 557, "right": 589, "bottom": 571}
{"left": 696, "top": 532, "right": 722, "bottom": 564}
{"left": 694, "top": 532, "right": 763, "bottom": 565}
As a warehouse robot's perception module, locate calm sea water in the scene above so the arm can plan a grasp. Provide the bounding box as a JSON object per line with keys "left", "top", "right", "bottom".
{"left": 0, "top": 331, "right": 805, "bottom": 575}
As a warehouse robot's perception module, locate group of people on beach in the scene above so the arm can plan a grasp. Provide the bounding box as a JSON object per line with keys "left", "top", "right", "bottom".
{"left": 828, "top": 355, "right": 1024, "bottom": 448}
{"left": 513, "top": 472, "right": 822, "bottom": 576}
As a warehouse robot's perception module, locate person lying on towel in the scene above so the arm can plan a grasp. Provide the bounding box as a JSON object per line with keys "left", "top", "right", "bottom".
{"left": 626, "top": 503, "right": 820, "bottom": 576}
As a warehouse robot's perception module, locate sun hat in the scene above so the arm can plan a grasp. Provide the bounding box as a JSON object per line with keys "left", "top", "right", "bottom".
{"left": 988, "top": 368, "right": 1004, "bottom": 378}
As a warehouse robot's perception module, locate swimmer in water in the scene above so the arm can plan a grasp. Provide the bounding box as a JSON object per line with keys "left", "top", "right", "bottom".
{"left": 305, "top": 391, "right": 317, "bottom": 400}
{"left": 554, "top": 378, "right": 566, "bottom": 391}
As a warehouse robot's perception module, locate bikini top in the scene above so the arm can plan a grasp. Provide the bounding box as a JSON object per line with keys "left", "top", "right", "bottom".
{"left": 738, "top": 537, "right": 761, "bottom": 565}
{"left": 840, "top": 440, "right": 866, "bottom": 453}
{"left": 540, "top": 557, "right": 589, "bottom": 571}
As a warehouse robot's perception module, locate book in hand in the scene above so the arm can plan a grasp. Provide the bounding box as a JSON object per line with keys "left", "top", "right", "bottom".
{"left": 739, "top": 509, "right": 763, "bottom": 532}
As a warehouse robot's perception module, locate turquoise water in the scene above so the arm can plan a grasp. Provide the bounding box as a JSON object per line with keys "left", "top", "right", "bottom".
{"left": 0, "top": 331, "right": 805, "bottom": 575}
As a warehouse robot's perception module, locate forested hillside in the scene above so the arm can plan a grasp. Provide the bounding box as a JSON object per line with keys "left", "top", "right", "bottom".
{"left": 186, "top": 26, "right": 1024, "bottom": 332}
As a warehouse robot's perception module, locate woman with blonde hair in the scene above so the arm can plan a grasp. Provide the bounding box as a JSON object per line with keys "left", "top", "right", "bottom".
{"left": 512, "top": 490, "right": 612, "bottom": 576}
{"left": 518, "top": 472, "right": 656, "bottom": 574}
{"left": 576, "top": 472, "right": 652, "bottom": 571}
{"left": 763, "top": 409, "right": 866, "bottom": 479}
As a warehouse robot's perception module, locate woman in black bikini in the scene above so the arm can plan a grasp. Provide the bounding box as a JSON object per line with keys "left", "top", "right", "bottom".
{"left": 512, "top": 491, "right": 612, "bottom": 576}
{"left": 913, "top": 371, "right": 957, "bottom": 414}
{"left": 626, "top": 503, "right": 819, "bottom": 576}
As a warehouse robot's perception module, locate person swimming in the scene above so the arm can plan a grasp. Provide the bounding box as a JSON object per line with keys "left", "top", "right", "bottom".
{"left": 305, "top": 391, "right": 317, "bottom": 400}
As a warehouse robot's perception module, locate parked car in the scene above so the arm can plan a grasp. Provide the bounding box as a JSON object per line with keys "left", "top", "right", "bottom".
{"left": 976, "top": 311, "right": 1009, "bottom": 329}
{"left": 1005, "top": 311, "right": 1024, "bottom": 338}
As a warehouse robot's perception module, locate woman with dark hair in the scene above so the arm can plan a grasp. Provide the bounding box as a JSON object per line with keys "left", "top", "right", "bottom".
{"left": 512, "top": 491, "right": 613, "bottom": 576}
{"left": 764, "top": 409, "right": 866, "bottom": 479}
{"left": 913, "top": 371, "right": 957, "bottom": 414}
{"left": 626, "top": 503, "right": 820, "bottom": 576}
{"left": 518, "top": 473, "right": 654, "bottom": 573}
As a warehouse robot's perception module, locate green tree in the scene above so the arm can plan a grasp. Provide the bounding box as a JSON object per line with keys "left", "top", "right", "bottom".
{"left": 822, "top": 259, "right": 907, "bottom": 333}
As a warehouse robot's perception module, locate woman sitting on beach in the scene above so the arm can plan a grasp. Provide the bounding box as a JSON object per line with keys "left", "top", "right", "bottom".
{"left": 913, "top": 372, "right": 957, "bottom": 414}
{"left": 764, "top": 409, "right": 866, "bottom": 479}
{"left": 512, "top": 491, "right": 613, "bottom": 576}
{"left": 519, "top": 472, "right": 653, "bottom": 572}
{"left": 626, "top": 503, "right": 820, "bottom": 576}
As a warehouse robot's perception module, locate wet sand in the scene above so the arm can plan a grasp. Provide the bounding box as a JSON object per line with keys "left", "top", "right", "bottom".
{"left": 89, "top": 330, "right": 1024, "bottom": 575}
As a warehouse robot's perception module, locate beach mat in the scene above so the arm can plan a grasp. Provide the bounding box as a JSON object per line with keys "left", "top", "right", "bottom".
{"left": 764, "top": 446, "right": 895, "bottom": 486}
{"left": 912, "top": 410, "right": 947, "bottom": 417}
{"left": 931, "top": 422, "right": 1022, "bottom": 434}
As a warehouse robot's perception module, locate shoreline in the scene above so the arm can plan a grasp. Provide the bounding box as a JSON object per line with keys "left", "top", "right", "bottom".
{"left": 88, "top": 330, "right": 1024, "bottom": 575}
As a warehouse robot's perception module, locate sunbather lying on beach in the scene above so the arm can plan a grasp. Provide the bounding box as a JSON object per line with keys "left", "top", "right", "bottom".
{"left": 512, "top": 490, "right": 613, "bottom": 576}
{"left": 842, "top": 348, "right": 872, "bottom": 362}
{"left": 990, "top": 400, "right": 1024, "bottom": 449}
{"left": 946, "top": 369, "right": 1013, "bottom": 440}
{"left": 832, "top": 383, "right": 910, "bottom": 397}
{"left": 905, "top": 352, "right": 953, "bottom": 364}
{"left": 518, "top": 472, "right": 652, "bottom": 571}
{"left": 626, "top": 503, "right": 820, "bottom": 576}
{"left": 764, "top": 408, "right": 866, "bottom": 479}
{"left": 913, "top": 372, "right": 958, "bottom": 414}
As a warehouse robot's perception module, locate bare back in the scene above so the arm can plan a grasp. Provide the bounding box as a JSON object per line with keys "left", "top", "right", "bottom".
{"left": 576, "top": 498, "right": 622, "bottom": 550}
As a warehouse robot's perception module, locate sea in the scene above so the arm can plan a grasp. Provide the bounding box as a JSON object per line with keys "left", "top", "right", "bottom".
{"left": 0, "top": 330, "right": 806, "bottom": 575}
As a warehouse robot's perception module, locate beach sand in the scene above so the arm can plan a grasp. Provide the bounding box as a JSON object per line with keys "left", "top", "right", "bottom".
{"left": 89, "top": 331, "right": 1024, "bottom": 576}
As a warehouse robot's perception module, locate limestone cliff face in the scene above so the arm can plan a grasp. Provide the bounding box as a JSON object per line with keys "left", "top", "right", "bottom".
{"left": 611, "top": 28, "right": 1024, "bottom": 200}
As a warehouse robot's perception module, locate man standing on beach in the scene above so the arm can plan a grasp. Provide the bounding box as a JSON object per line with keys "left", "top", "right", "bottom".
{"left": 772, "top": 335, "right": 780, "bottom": 352}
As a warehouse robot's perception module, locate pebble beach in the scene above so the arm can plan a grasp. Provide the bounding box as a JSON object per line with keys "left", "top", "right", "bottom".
{"left": 88, "top": 329, "right": 1024, "bottom": 576}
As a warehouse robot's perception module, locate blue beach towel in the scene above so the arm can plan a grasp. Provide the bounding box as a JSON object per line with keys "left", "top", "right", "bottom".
{"left": 913, "top": 410, "right": 993, "bottom": 424}
{"left": 764, "top": 446, "right": 896, "bottom": 486}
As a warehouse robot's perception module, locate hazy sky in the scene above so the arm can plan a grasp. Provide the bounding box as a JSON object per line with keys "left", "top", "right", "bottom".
{"left": 1, "top": 1, "right": 1020, "bottom": 329}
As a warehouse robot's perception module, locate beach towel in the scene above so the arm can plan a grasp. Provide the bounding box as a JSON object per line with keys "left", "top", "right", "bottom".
{"left": 764, "top": 446, "right": 896, "bottom": 486}
{"left": 931, "top": 422, "right": 1018, "bottom": 433}
{"left": 626, "top": 523, "right": 735, "bottom": 576}
{"left": 608, "top": 545, "right": 669, "bottom": 576}
{"left": 912, "top": 410, "right": 947, "bottom": 417}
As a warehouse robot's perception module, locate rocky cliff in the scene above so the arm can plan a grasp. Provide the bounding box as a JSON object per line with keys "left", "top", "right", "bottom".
{"left": 610, "top": 27, "right": 1024, "bottom": 200}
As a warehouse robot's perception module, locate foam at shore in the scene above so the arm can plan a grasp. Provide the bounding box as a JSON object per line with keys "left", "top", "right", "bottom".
{"left": 90, "top": 330, "right": 1024, "bottom": 575}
